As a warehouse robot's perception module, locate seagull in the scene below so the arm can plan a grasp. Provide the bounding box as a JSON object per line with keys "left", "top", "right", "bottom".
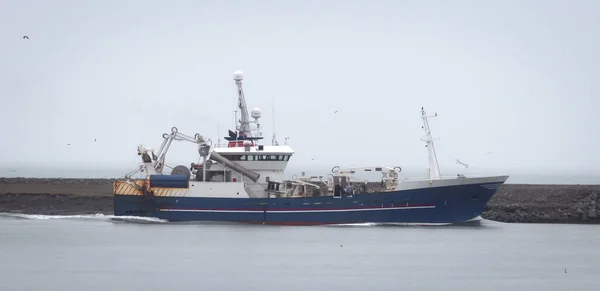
{"left": 485, "top": 152, "right": 492, "bottom": 155}
{"left": 23, "top": 36, "right": 29, "bottom": 40}
{"left": 334, "top": 110, "right": 338, "bottom": 113}
{"left": 456, "top": 159, "right": 469, "bottom": 168}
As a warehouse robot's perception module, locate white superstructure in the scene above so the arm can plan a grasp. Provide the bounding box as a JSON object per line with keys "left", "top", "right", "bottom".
{"left": 125, "top": 70, "right": 296, "bottom": 199}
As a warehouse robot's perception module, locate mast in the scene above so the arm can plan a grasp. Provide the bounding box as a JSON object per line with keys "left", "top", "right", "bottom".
{"left": 271, "top": 97, "right": 278, "bottom": 146}
{"left": 420, "top": 107, "right": 441, "bottom": 180}
{"left": 233, "top": 71, "right": 251, "bottom": 137}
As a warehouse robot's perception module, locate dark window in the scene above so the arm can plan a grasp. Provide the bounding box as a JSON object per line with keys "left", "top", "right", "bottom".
{"left": 221, "top": 154, "right": 292, "bottom": 161}
{"left": 221, "top": 155, "right": 241, "bottom": 161}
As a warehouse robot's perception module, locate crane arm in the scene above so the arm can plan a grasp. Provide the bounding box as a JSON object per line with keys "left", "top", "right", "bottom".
{"left": 137, "top": 127, "right": 210, "bottom": 174}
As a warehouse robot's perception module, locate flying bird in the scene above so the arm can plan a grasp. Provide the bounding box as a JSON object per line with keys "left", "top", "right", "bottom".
{"left": 456, "top": 159, "right": 469, "bottom": 168}
{"left": 334, "top": 110, "right": 338, "bottom": 113}
{"left": 23, "top": 36, "right": 29, "bottom": 40}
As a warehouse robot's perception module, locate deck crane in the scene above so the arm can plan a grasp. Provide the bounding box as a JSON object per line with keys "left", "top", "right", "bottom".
{"left": 128, "top": 127, "right": 209, "bottom": 178}
{"left": 152, "top": 127, "right": 208, "bottom": 173}
{"left": 128, "top": 126, "right": 261, "bottom": 183}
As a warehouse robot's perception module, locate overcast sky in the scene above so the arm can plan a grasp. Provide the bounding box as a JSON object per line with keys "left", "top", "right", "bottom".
{"left": 1, "top": 0, "right": 598, "bottom": 178}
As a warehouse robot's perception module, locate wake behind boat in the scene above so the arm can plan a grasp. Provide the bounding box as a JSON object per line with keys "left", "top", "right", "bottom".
{"left": 113, "top": 70, "right": 509, "bottom": 225}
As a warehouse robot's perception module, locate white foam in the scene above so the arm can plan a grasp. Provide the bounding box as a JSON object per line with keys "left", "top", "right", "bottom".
{"left": 0, "top": 213, "right": 168, "bottom": 223}
{"left": 326, "top": 222, "right": 379, "bottom": 227}
{"left": 327, "top": 215, "right": 484, "bottom": 227}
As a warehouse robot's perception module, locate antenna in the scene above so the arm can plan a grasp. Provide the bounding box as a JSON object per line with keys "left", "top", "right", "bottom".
{"left": 233, "top": 110, "right": 238, "bottom": 132}
{"left": 420, "top": 107, "right": 441, "bottom": 180}
{"left": 272, "top": 96, "right": 278, "bottom": 146}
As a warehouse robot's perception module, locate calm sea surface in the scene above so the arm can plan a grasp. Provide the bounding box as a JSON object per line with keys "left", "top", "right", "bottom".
{"left": 0, "top": 214, "right": 598, "bottom": 291}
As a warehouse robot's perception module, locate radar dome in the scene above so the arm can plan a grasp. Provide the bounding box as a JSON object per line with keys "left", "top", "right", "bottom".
{"left": 233, "top": 70, "right": 244, "bottom": 81}
{"left": 251, "top": 108, "right": 262, "bottom": 119}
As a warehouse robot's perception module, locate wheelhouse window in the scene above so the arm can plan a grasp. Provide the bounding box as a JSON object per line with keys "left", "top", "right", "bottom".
{"left": 221, "top": 154, "right": 292, "bottom": 161}
{"left": 221, "top": 155, "right": 241, "bottom": 161}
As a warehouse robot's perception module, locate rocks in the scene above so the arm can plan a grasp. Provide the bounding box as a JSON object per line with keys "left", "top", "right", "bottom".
{"left": 0, "top": 193, "right": 113, "bottom": 215}
{"left": 0, "top": 178, "right": 115, "bottom": 215}
{"left": 483, "top": 184, "right": 600, "bottom": 223}
{"left": 0, "top": 177, "right": 117, "bottom": 186}
{"left": 0, "top": 178, "right": 114, "bottom": 196}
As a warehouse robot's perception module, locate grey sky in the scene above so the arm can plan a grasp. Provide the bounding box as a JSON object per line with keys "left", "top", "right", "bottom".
{"left": 1, "top": 0, "right": 599, "bottom": 177}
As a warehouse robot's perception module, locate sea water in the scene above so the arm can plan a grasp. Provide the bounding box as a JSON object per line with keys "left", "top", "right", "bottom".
{"left": 0, "top": 214, "right": 598, "bottom": 291}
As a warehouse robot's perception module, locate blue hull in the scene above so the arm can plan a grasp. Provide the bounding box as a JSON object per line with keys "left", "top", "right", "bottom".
{"left": 114, "top": 181, "right": 502, "bottom": 225}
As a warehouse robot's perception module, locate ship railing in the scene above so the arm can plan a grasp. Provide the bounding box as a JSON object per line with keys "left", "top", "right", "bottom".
{"left": 397, "top": 174, "right": 507, "bottom": 182}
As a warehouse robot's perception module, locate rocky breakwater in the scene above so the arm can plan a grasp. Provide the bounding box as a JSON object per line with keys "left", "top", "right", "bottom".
{"left": 483, "top": 184, "right": 600, "bottom": 223}
{"left": 0, "top": 177, "right": 116, "bottom": 215}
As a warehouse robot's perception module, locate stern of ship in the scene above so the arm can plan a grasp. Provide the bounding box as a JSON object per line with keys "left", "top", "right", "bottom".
{"left": 113, "top": 179, "right": 157, "bottom": 218}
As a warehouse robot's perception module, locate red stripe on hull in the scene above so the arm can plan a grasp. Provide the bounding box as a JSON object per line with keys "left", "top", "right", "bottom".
{"left": 163, "top": 204, "right": 435, "bottom": 212}
{"left": 242, "top": 221, "right": 340, "bottom": 226}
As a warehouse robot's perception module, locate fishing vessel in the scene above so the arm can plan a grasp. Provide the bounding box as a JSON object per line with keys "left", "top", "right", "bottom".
{"left": 113, "top": 70, "right": 509, "bottom": 225}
